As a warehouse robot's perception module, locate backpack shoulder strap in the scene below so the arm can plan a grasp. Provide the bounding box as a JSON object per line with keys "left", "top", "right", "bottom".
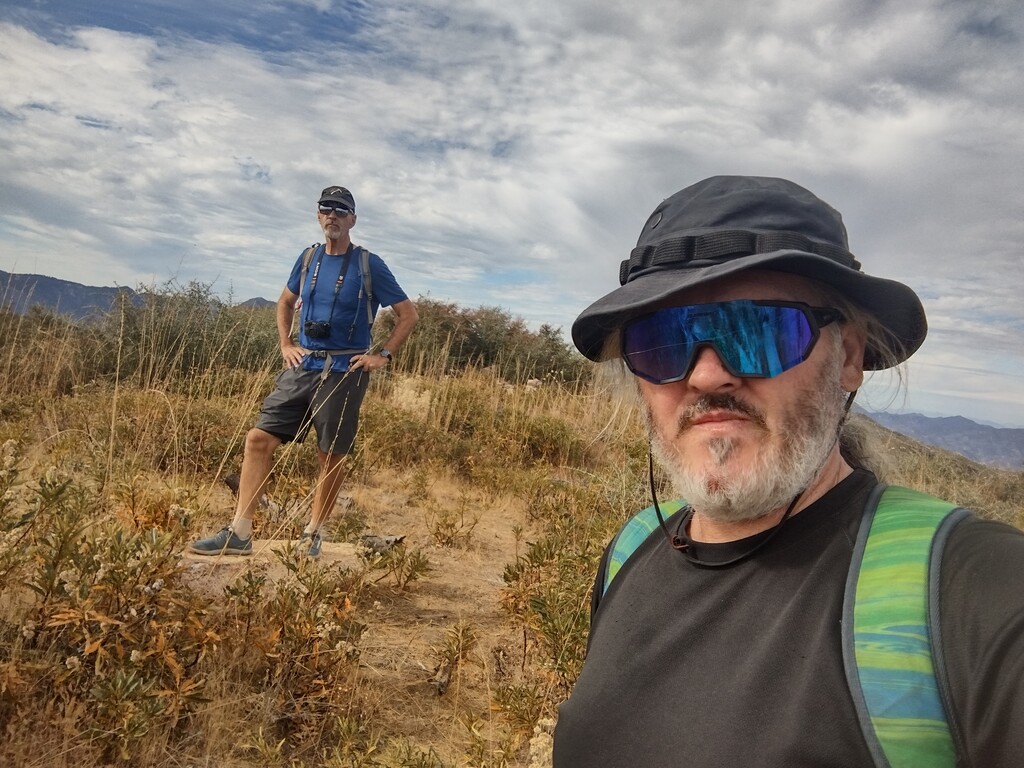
{"left": 291, "top": 244, "right": 320, "bottom": 339}
{"left": 843, "top": 483, "right": 969, "bottom": 768}
{"left": 358, "top": 246, "right": 374, "bottom": 328}
{"left": 299, "top": 243, "right": 320, "bottom": 290}
{"left": 600, "top": 500, "right": 687, "bottom": 598}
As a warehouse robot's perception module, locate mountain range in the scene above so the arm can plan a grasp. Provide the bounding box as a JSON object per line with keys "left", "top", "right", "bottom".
{"left": 0, "top": 269, "right": 278, "bottom": 318}
{"left": 1, "top": 269, "right": 140, "bottom": 319}
{"left": 3, "top": 269, "right": 1022, "bottom": 470}
{"left": 859, "top": 409, "right": 1024, "bottom": 470}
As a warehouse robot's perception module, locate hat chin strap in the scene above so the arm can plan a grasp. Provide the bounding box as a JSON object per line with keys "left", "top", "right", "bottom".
{"left": 842, "top": 389, "right": 858, "bottom": 420}
{"left": 648, "top": 448, "right": 803, "bottom": 567}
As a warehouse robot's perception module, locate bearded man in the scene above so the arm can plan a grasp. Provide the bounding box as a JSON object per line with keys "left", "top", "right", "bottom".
{"left": 553, "top": 176, "right": 1024, "bottom": 767}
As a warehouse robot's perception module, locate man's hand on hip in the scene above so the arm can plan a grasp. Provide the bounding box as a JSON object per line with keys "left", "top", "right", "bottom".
{"left": 349, "top": 352, "right": 389, "bottom": 373}
{"left": 281, "top": 342, "right": 308, "bottom": 369}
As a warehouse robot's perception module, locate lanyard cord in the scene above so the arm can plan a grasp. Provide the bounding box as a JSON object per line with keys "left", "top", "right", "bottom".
{"left": 649, "top": 449, "right": 801, "bottom": 568}
{"left": 307, "top": 246, "right": 353, "bottom": 329}
{"left": 646, "top": 389, "right": 858, "bottom": 567}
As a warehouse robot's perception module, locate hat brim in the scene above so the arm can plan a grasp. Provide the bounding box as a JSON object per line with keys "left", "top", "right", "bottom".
{"left": 571, "top": 249, "right": 926, "bottom": 371}
{"left": 318, "top": 197, "right": 354, "bottom": 209}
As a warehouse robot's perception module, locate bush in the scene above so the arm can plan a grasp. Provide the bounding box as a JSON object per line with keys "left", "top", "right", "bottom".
{"left": 374, "top": 297, "right": 588, "bottom": 385}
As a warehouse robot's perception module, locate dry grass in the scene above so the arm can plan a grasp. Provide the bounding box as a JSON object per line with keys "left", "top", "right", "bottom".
{"left": 0, "top": 290, "right": 1020, "bottom": 767}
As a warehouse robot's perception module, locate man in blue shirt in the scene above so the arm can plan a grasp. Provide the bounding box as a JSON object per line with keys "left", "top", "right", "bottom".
{"left": 190, "top": 186, "right": 418, "bottom": 558}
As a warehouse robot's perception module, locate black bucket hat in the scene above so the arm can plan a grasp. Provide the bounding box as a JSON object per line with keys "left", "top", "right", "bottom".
{"left": 571, "top": 175, "right": 926, "bottom": 370}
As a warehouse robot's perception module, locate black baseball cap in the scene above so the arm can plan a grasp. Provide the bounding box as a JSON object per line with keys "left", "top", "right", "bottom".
{"left": 318, "top": 185, "right": 355, "bottom": 211}
{"left": 571, "top": 175, "right": 927, "bottom": 370}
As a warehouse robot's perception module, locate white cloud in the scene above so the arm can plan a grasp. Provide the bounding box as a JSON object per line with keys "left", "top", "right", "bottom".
{"left": 1, "top": 0, "right": 1023, "bottom": 425}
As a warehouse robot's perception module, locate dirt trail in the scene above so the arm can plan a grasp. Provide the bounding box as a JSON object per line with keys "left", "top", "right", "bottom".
{"left": 180, "top": 472, "right": 541, "bottom": 764}
{"left": 181, "top": 540, "right": 362, "bottom": 596}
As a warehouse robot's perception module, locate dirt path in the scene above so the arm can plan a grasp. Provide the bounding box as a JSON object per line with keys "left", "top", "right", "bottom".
{"left": 346, "top": 474, "right": 532, "bottom": 761}
{"left": 180, "top": 470, "right": 540, "bottom": 764}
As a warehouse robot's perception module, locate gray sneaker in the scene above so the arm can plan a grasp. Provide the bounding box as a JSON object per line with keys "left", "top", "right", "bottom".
{"left": 189, "top": 527, "right": 252, "bottom": 556}
{"left": 299, "top": 531, "right": 323, "bottom": 559}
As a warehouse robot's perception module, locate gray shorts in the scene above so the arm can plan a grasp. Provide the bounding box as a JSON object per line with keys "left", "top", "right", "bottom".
{"left": 255, "top": 367, "right": 369, "bottom": 455}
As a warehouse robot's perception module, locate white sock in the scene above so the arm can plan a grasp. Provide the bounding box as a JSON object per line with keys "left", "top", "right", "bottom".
{"left": 232, "top": 518, "right": 253, "bottom": 540}
{"left": 303, "top": 522, "right": 320, "bottom": 536}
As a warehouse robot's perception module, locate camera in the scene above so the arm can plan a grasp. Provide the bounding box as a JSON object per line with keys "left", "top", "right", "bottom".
{"left": 304, "top": 320, "right": 331, "bottom": 339}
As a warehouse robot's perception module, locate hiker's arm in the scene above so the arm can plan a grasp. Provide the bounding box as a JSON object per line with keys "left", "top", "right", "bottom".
{"left": 277, "top": 286, "right": 306, "bottom": 368}
{"left": 381, "top": 299, "right": 419, "bottom": 355}
{"left": 350, "top": 299, "right": 418, "bottom": 373}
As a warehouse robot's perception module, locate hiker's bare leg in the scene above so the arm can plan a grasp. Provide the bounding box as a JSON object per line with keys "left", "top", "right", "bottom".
{"left": 231, "top": 428, "right": 282, "bottom": 536}
{"left": 306, "top": 450, "right": 350, "bottom": 532}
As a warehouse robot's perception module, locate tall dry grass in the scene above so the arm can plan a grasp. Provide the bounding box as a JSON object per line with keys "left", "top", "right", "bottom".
{"left": 0, "top": 285, "right": 1020, "bottom": 767}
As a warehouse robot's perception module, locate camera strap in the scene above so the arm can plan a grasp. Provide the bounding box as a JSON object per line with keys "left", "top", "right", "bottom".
{"left": 308, "top": 247, "right": 354, "bottom": 326}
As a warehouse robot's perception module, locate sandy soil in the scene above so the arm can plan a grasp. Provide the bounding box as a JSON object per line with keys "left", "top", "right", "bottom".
{"left": 180, "top": 471, "right": 544, "bottom": 765}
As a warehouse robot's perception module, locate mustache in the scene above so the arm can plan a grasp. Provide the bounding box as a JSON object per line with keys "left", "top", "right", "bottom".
{"left": 677, "top": 393, "right": 767, "bottom": 433}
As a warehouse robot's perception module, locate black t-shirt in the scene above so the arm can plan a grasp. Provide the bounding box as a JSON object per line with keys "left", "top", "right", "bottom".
{"left": 553, "top": 470, "right": 1024, "bottom": 767}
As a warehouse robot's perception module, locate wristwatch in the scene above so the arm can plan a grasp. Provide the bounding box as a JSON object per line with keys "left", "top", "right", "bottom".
{"left": 379, "top": 348, "right": 393, "bottom": 361}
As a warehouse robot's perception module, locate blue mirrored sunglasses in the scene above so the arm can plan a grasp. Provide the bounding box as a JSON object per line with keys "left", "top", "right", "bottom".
{"left": 622, "top": 300, "right": 844, "bottom": 384}
{"left": 318, "top": 203, "right": 353, "bottom": 216}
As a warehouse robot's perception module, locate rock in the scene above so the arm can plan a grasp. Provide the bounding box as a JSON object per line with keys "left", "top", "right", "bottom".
{"left": 527, "top": 717, "right": 556, "bottom": 768}
{"left": 179, "top": 539, "right": 362, "bottom": 598}
{"left": 359, "top": 534, "right": 406, "bottom": 555}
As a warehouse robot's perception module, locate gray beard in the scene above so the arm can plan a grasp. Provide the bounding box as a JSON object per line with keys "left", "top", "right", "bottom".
{"left": 649, "top": 339, "right": 848, "bottom": 524}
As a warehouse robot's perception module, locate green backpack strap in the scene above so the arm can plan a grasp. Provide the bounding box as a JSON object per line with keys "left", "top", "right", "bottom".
{"left": 843, "top": 484, "right": 969, "bottom": 768}
{"left": 601, "top": 500, "right": 687, "bottom": 597}
{"left": 601, "top": 484, "right": 969, "bottom": 768}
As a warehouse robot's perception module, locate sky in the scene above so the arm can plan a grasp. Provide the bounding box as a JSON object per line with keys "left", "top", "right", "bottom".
{"left": 1, "top": 0, "right": 1023, "bottom": 427}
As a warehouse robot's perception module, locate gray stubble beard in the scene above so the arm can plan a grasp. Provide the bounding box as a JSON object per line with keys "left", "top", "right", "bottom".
{"left": 648, "top": 336, "right": 849, "bottom": 524}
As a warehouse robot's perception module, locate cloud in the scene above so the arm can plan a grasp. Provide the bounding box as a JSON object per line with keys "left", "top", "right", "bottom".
{"left": 0, "top": 0, "right": 1023, "bottom": 425}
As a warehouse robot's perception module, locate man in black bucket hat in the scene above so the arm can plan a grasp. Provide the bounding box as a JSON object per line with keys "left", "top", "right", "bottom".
{"left": 554, "top": 176, "right": 1024, "bottom": 767}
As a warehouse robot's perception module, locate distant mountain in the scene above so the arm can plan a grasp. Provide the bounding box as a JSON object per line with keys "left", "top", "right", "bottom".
{"left": 237, "top": 296, "right": 275, "bottom": 309}
{"left": 1, "top": 269, "right": 140, "bottom": 320}
{"left": 861, "top": 409, "right": 1024, "bottom": 470}
{"left": 0, "top": 269, "right": 272, "bottom": 318}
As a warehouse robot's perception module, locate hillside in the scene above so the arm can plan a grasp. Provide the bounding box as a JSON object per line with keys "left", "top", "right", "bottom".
{"left": 0, "top": 282, "right": 1021, "bottom": 767}
{"left": 864, "top": 410, "right": 1024, "bottom": 469}
{"left": 6, "top": 269, "right": 1021, "bottom": 469}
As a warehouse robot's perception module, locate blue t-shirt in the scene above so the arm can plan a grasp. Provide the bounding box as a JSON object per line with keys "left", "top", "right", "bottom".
{"left": 286, "top": 244, "right": 409, "bottom": 372}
